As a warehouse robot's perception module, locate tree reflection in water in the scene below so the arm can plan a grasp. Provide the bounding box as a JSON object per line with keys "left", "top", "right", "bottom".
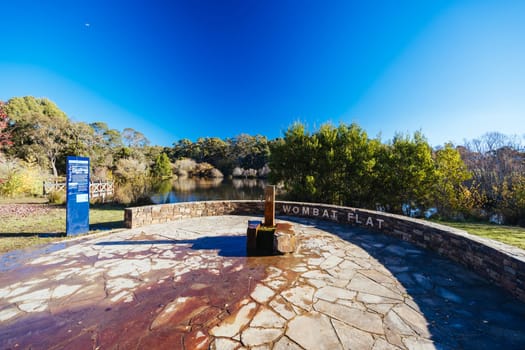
{"left": 150, "top": 177, "right": 269, "bottom": 204}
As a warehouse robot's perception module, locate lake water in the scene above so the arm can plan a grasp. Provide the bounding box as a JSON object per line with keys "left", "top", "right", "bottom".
{"left": 149, "top": 178, "right": 270, "bottom": 204}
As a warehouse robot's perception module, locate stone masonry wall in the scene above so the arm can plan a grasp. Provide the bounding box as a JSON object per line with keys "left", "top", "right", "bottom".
{"left": 124, "top": 200, "right": 525, "bottom": 302}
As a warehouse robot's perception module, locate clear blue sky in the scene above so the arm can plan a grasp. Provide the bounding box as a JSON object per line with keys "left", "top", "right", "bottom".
{"left": 1, "top": 0, "right": 524, "bottom": 146}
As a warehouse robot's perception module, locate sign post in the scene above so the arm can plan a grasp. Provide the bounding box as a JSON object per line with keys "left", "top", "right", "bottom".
{"left": 66, "top": 156, "right": 90, "bottom": 236}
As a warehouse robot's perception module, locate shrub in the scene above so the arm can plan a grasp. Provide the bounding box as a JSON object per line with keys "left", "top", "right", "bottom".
{"left": 113, "top": 158, "right": 148, "bottom": 181}
{"left": 192, "top": 162, "right": 214, "bottom": 177}
{"left": 0, "top": 160, "right": 46, "bottom": 197}
{"left": 173, "top": 158, "right": 197, "bottom": 177}
{"left": 47, "top": 190, "right": 66, "bottom": 204}
{"left": 151, "top": 153, "right": 172, "bottom": 178}
{"left": 232, "top": 167, "right": 243, "bottom": 178}
{"left": 113, "top": 157, "right": 152, "bottom": 204}
{"left": 209, "top": 168, "right": 224, "bottom": 178}
{"left": 243, "top": 168, "right": 257, "bottom": 178}
{"left": 258, "top": 164, "right": 271, "bottom": 178}
{"left": 113, "top": 179, "right": 152, "bottom": 204}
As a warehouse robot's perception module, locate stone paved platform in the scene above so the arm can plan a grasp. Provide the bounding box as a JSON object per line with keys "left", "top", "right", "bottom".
{"left": 1, "top": 215, "right": 525, "bottom": 349}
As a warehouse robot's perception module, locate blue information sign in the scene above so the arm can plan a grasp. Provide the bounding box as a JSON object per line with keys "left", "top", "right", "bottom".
{"left": 66, "top": 156, "right": 90, "bottom": 236}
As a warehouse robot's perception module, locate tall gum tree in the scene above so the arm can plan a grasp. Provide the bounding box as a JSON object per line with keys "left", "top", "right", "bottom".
{"left": 5, "top": 97, "right": 71, "bottom": 178}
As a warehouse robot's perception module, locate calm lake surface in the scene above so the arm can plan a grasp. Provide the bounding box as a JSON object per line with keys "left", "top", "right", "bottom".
{"left": 149, "top": 178, "right": 270, "bottom": 204}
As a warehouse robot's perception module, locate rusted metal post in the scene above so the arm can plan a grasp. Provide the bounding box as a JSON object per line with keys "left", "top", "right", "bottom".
{"left": 264, "top": 185, "right": 275, "bottom": 227}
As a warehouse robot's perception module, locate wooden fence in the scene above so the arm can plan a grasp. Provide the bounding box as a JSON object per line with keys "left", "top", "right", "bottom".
{"left": 43, "top": 181, "right": 115, "bottom": 201}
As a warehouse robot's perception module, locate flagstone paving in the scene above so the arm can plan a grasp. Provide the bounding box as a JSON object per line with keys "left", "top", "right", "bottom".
{"left": 1, "top": 215, "right": 525, "bottom": 349}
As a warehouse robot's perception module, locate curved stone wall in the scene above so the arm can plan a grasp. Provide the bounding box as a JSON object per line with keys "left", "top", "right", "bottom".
{"left": 124, "top": 200, "right": 525, "bottom": 302}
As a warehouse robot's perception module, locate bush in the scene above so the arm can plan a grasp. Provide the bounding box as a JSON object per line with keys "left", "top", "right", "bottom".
{"left": 209, "top": 168, "right": 224, "bottom": 178}
{"left": 47, "top": 190, "right": 66, "bottom": 204}
{"left": 0, "top": 160, "right": 46, "bottom": 197}
{"left": 258, "top": 164, "right": 270, "bottom": 178}
{"left": 192, "top": 162, "right": 214, "bottom": 177}
{"left": 243, "top": 168, "right": 257, "bottom": 178}
{"left": 113, "top": 158, "right": 148, "bottom": 181}
{"left": 113, "top": 157, "right": 152, "bottom": 204}
{"left": 232, "top": 167, "right": 243, "bottom": 178}
{"left": 173, "top": 158, "right": 197, "bottom": 177}
{"left": 151, "top": 153, "right": 172, "bottom": 178}
{"left": 113, "top": 179, "right": 152, "bottom": 205}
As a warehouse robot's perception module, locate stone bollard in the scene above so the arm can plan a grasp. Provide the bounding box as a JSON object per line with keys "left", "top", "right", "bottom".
{"left": 274, "top": 223, "right": 296, "bottom": 254}
{"left": 247, "top": 221, "right": 296, "bottom": 255}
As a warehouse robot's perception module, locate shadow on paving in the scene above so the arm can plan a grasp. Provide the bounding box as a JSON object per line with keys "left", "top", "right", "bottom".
{"left": 281, "top": 216, "right": 525, "bottom": 350}
{"left": 89, "top": 220, "right": 125, "bottom": 231}
{"left": 0, "top": 233, "right": 65, "bottom": 237}
{"left": 95, "top": 235, "right": 249, "bottom": 257}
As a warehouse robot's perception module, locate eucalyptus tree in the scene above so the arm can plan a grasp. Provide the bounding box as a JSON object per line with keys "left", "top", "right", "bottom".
{"left": 4, "top": 97, "right": 72, "bottom": 177}
{"left": 122, "top": 127, "right": 150, "bottom": 148}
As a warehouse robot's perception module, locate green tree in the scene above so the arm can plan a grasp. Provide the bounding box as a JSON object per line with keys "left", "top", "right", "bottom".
{"left": 269, "top": 122, "right": 318, "bottom": 200}
{"left": 170, "top": 135, "right": 270, "bottom": 176}
{"left": 4, "top": 96, "right": 67, "bottom": 122}
{"left": 270, "top": 122, "right": 380, "bottom": 207}
{"left": 5, "top": 97, "right": 71, "bottom": 177}
{"left": 333, "top": 123, "right": 380, "bottom": 208}
{"left": 195, "top": 137, "right": 230, "bottom": 172}
{"left": 231, "top": 134, "right": 270, "bottom": 170}
{"left": 151, "top": 153, "right": 172, "bottom": 178}
{"left": 432, "top": 143, "right": 473, "bottom": 218}
{"left": 171, "top": 138, "right": 194, "bottom": 160}
{"left": 87, "top": 122, "right": 122, "bottom": 177}
{"left": 122, "top": 127, "right": 149, "bottom": 148}
{"left": 113, "top": 157, "right": 151, "bottom": 204}
{"left": 56, "top": 122, "right": 96, "bottom": 174}
{"left": 501, "top": 174, "right": 525, "bottom": 225}
{"left": 377, "top": 132, "right": 436, "bottom": 215}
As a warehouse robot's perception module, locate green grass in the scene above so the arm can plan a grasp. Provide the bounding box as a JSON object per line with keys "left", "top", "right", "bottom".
{"left": 434, "top": 220, "right": 525, "bottom": 250}
{"left": 0, "top": 203, "right": 125, "bottom": 253}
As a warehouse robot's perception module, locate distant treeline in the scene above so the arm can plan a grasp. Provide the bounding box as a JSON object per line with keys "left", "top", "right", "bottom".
{"left": 168, "top": 135, "right": 271, "bottom": 178}
{"left": 0, "top": 96, "right": 271, "bottom": 203}
{"left": 1, "top": 96, "right": 524, "bottom": 225}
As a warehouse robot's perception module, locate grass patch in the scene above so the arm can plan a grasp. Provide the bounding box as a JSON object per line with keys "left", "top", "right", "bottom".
{"left": 434, "top": 220, "right": 525, "bottom": 250}
{"left": 0, "top": 203, "right": 125, "bottom": 253}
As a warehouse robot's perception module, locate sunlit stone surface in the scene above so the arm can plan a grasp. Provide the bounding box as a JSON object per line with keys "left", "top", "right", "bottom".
{"left": 1, "top": 215, "right": 525, "bottom": 349}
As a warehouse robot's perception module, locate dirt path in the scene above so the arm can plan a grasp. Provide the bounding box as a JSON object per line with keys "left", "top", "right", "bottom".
{"left": 0, "top": 203, "right": 61, "bottom": 218}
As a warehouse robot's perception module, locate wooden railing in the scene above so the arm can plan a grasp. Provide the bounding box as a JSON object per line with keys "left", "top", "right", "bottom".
{"left": 43, "top": 180, "right": 114, "bottom": 201}
{"left": 89, "top": 181, "right": 114, "bottom": 200}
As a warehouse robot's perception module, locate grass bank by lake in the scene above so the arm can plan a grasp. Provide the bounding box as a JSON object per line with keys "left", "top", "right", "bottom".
{"left": 434, "top": 220, "right": 525, "bottom": 250}
{"left": 0, "top": 202, "right": 125, "bottom": 253}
